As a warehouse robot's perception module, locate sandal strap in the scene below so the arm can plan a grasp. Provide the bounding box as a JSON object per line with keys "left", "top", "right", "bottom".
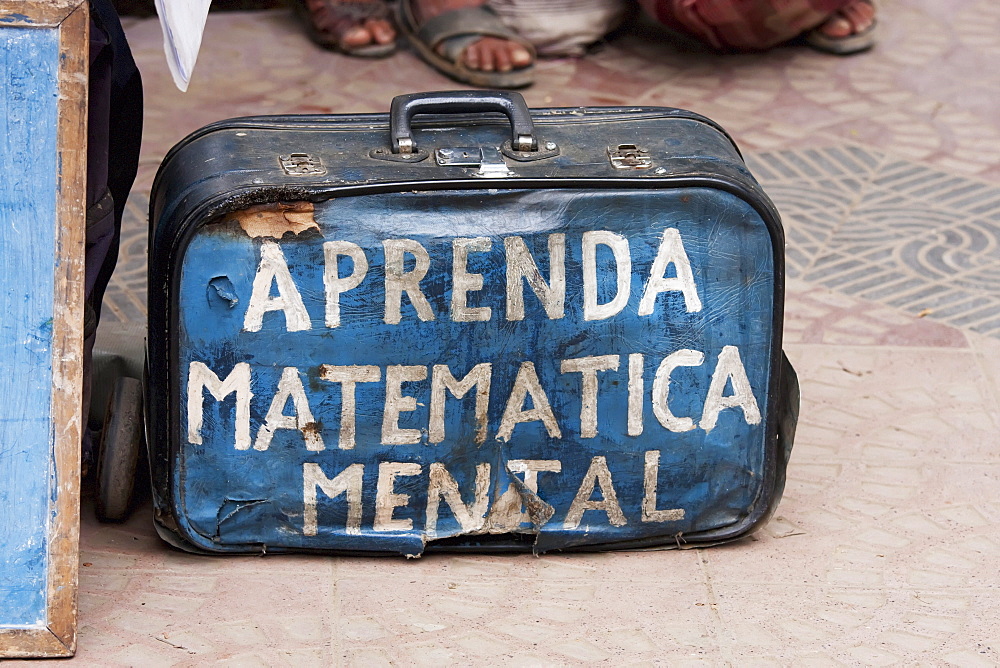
{"left": 416, "top": 5, "right": 534, "bottom": 58}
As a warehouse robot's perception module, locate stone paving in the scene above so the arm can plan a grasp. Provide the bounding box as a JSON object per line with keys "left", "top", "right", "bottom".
{"left": 17, "top": 0, "right": 1000, "bottom": 664}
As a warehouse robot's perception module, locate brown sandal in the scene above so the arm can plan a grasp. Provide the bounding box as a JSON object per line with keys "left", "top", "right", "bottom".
{"left": 296, "top": 0, "right": 397, "bottom": 57}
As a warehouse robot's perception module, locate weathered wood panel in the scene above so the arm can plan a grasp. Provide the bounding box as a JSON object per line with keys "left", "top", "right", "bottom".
{"left": 0, "top": 0, "right": 87, "bottom": 658}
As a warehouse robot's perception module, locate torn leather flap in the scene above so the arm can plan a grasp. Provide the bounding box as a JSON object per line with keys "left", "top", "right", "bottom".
{"left": 484, "top": 473, "right": 555, "bottom": 537}
{"left": 223, "top": 201, "right": 319, "bottom": 238}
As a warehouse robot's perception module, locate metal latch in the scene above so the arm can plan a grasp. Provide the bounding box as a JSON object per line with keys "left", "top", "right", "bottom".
{"left": 435, "top": 147, "right": 513, "bottom": 178}
{"left": 279, "top": 153, "right": 326, "bottom": 176}
{"left": 608, "top": 144, "right": 652, "bottom": 170}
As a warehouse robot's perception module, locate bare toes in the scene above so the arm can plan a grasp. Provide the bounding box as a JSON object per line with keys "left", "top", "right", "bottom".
{"left": 819, "top": 15, "right": 852, "bottom": 38}
{"left": 510, "top": 45, "right": 532, "bottom": 68}
{"left": 464, "top": 42, "right": 483, "bottom": 70}
{"left": 460, "top": 37, "right": 531, "bottom": 72}
{"left": 476, "top": 47, "right": 495, "bottom": 71}
{"left": 340, "top": 25, "right": 373, "bottom": 48}
{"left": 843, "top": 2, "right": 875, "bottom": 31}
{"left": 366, "top": 18, "right": 396, "bottom": 45}
{"left": 490, "top": 41, "right": 513, "bottom": 72}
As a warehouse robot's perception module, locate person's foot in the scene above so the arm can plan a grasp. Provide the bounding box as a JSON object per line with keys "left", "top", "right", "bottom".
{"left": 803, "top": 0, "right": 876, "bottom": 55}
{"left": 410, "top": 0, "right": 533, "bottom": 73}
{"left": 301, "top": 0, "right": 396, "bottom": 55}
{"left": 814, "top": 0, "right": 875, "bottom": 40}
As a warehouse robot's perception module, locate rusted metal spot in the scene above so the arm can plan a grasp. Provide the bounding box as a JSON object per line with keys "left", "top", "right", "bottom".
{"left": 223, "top": 201, "right": 319, "bottom": 239}
{"left": 301, "top": 422, "right": 322, "bottom": 441}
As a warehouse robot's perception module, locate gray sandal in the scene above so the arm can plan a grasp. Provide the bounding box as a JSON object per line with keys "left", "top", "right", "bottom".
{"left": 803, "top": 0, "right": 877, "bottom": 55}
{"left": 398, "top": 0, "right": 535, "bottom": 89}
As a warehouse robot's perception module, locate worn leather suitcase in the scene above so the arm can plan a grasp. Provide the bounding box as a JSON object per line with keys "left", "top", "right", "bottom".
{"left": 147, "top": 91, "right": 798, "bottom": 555}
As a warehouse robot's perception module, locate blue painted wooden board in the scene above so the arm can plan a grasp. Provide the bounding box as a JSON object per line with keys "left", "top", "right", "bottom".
{"left": 173, "top": 187, "right": 776, "bottom": 554}
{"left": 0, "top": 22, "right": 60, "bottom": 632}
{"left": 0, "top": 1, "right": 87, "bottom": 657}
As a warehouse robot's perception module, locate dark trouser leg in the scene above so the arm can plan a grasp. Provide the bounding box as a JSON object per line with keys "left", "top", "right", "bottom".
{"left": 84, "top": 0, "right": 142, "bottom": 465}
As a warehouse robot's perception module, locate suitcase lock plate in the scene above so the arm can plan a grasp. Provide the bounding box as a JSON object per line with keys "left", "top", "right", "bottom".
{"left": 436, "top": 147, "right": 513, "bottom": 178}
{"left": 608, "top": 144, "right": 653, "bottom": 170}
{"left": 279, "top": 153, "right": 327, "bottom": 176}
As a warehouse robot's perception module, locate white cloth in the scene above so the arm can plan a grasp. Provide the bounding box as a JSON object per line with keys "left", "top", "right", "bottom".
{"left": 488, "top": 0, "right": 628, "bottom": 56}
{"left": 154, "top": 0, "right": 213, "bottom": 91}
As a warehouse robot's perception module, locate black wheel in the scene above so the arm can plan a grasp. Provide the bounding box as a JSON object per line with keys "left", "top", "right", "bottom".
{"left": 96, "top": 376, "right": 144, "bottom": 522}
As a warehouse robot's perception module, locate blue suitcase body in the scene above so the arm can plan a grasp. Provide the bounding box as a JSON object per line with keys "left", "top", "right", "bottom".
{"left": 147, "top": 92, "right": 798, "bottom": 555}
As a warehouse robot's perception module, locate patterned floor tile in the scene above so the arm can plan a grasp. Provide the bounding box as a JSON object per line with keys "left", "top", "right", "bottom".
{"left": 709, "top": 583, "right": 1000, "bottom": 664}
{"left": 785, "top": 344, "right": 1000, "bottom": 461}
{"left": 744, "top": 147, "right": 1000, "bottom": 337}
{"left": 329, "top": 576, "right": 720, "bottom": 664}
{"left": 783, "top": 279, "right": 968, "bottom": 347}
{"left": 970, "top": 331, "right": 1000, "bottom": 408}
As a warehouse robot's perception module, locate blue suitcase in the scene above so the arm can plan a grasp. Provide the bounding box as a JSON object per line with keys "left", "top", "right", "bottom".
{"left": 147, "top": 91, "right": 798, "bottom": 555}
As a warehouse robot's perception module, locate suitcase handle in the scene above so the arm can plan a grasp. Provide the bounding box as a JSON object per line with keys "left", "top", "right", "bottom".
{"left": 390, "top": 91, "right": 537, "bottom": 154}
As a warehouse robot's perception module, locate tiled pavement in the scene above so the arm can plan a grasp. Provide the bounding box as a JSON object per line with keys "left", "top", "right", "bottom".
{"left": 27, "top": 0, "right": 1000, "bottom": 664}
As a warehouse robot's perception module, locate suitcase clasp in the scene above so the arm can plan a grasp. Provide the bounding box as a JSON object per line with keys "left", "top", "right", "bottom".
{"left": 436, "top": 146, "right": 513, "bottom": 178}
{"left": 608, "top": 144, "right": 653, "bottom": 170}
{"left": 279, "top": 153, "right": 327, "bottom": 176}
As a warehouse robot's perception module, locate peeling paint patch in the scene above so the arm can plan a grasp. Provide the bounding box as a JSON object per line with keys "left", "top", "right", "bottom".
{"left": 223, "top": 201, "right": 319, "bottom": 239}
{"left": 208, "top": 276, "right": 238, "bottom": 308}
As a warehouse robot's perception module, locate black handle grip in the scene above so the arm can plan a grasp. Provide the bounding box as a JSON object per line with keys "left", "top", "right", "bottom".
{"left": 390, "top": 90, "right": 536, "bottom": 153}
